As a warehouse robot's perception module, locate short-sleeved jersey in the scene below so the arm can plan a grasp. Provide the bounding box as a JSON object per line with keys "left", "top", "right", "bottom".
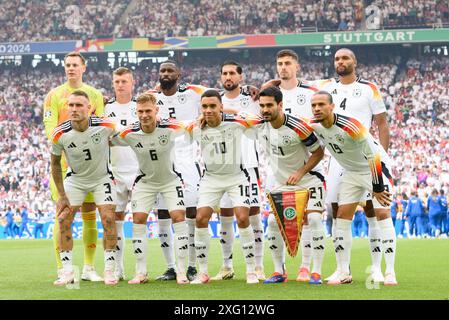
{"left": 44, "top": 82, "right": 104, "bottom": 140}
{"left": 254, "top": 114, "right": 322, "bottom": 186}
{"left": 115, "top": 119, "right": 187, "bottom": 186}
{"left": 310, "top": 113, "right": 389, "bottom": 192}
{"left": 279, "top": 80, "right": 320, "bottom": 119}
{"left": 222, "top": 87, "right": 260, "bottom": 169}
{"left": 147, "top": 83, "right": 208, "bottom": 165}
{"left": 51, "top": 116, "right": 117, "bottom": 182}
{"left": 189, "top": 114, "right": 253, "bottom": 176}
{"left": 105, "top": 98, "right": 139, "bottom": 173}
{"left": 319, "top": 77, "right": 386, "bottom": 129}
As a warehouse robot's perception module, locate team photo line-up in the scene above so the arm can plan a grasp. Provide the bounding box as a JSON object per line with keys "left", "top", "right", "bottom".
{"left": 46, "top": 47, "right": 399, "bottom": 287}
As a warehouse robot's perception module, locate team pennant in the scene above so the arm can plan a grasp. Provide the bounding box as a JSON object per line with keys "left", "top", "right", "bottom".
{"left": 267, "top": 189, "right": 309, "bottom": 257}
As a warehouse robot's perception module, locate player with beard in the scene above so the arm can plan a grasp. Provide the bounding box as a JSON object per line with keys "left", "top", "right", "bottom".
{"left": 211, "top": 61, "right": 265, "bottom": 281}
{"left": 146, "top": 60, "right": 207, "bottom": 282}
{"left": 320, "top": 49, "right": 396, "bottom": 285}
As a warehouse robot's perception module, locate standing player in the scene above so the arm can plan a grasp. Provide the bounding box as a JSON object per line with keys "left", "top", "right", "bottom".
{"left": 105, "top": 67, "right": 139, "bottom": 280}
{"left": 321, "top": 48, "right": 394, "bottom": 284}
{"left": 146, "top": 60, "right": 207, "bottom": 281}
{"left": 190, "top": 90, "right": 257, "bottom": 285}
{"left": 43, "top": 51, "right": 104, "bottom": 282}
{"left": 263, "top": 49, "right": 324, "bottom": 281}
{"left": 211, "top": 60, "right": 265, "bottom": 281}
{"left": 50, "top": 91, "right": 119, "bottom": 285}
{"left": 310, "top": 91, "right": 397, "bottom": 285}
{"left": 253, "top": 87, "right": 327, "bottom": 285}
{"left": 113, "top": 93, "right": 190, "bottom": 285}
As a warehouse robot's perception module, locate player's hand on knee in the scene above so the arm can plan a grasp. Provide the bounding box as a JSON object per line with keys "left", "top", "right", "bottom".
{"left": 374, "top": 190, "right": 392, "bottom": 207}
{"left": 286, "top": 171, "right": 303, "bottom": 186}
{"left": 56, "top": 196, "right": 72, "bottom": 218}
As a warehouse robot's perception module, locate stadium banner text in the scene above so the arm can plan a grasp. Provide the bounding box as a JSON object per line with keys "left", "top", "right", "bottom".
{"left": 1, "top": 28, "right": 448, "bottom": 56}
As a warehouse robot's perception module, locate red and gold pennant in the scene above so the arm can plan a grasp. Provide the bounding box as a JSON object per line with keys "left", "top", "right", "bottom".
{"left": 267, "top": 189, "right": 309, "bottom": 257}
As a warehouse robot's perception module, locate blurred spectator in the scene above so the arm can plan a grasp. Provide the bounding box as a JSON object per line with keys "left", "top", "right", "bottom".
{"left": 19, "top": 205, "right": 32, "bottom": 238}
{"left": 33, "top": 209, "right": 46, "bottom": 239}
{"left": 3, "top": 206, "right": 14, "bottom": 239}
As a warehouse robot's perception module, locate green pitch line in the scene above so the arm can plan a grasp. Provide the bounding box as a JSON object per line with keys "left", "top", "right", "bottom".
{"left": 0, "top": 238, "right": 448, "bottom": 300}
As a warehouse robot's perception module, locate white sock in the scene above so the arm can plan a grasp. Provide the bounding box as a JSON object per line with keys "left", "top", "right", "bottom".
{"left": 132, "top": 223, "right": 147, "bottom": 275}
{"left": 158, "top": 218, "right": 175, "bottom": 270}
{"left": 378, "top": 218, "right": 396, "bottom": 274}
{"left": 332, "top": 218, "right": 341, "bottom": 272}
{"left": 219, "top": 216, "right": 235, "bottom": 269}
{"left": 60, "top": 250, "right": 73, "bottom": 272}
{"left": 249, "top": 214, "right": 264, "bottom": 268}
{"left": 186, "top": 218, "right": 196, "bottom": 268}
{"left": 267, "top": 214, "right": 285, "bottom": 274}
{"left": 173, "top": 221, "right": 189, "bottom": 273}
{"left": 239, "top": 225, "right": 256, "bottom": 273}
{"left": 195, "top": 227, "right": 210, "bottom": 275}
{"left": 308, "top": 213, "right": 326, "bottom": 275}
{"left": 104, "top": 249, "right": 117, "bottom": 272}
{"left": 367, "top": 217, "right": 382, "bottom": 272}
{"left": 115, "top": 220, "right": 125, "bottom": 273}
{"left": 336, "top": 218, "right": 352, "bottom": 274}
{"left": 300, "top": 224, "right": 312, "bottom": 270}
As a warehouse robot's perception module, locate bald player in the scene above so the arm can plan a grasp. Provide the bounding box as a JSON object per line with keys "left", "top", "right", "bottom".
{"left": 320, "top": 48, "right": 395, "bottom": 284}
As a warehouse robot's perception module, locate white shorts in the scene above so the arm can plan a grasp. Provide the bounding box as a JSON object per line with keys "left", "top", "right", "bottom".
{"left": 132, "top": 177, "right": 186, "bottom": 213}
{"left": 271, "top": 175, "right": 326, "bottom": 212}
{"left": 326, "top": 157, "right": 370, "bottom": 204}
{"left": 157, "top": 161, "right": 201, "bottom": 210}
{"left": 338, "top": 166, "right": 393, "bottom": 208}
{"left": 64, "top": 175, "right": 116, "bottom": 206}
{"left": 114, "top": 171, "right": 137, "bottom": 212}
{"left": 220, "top": 167, "right": 261, "bottom": 209}
{"left": 198, "top": 172, "right": 250, "bottom": 209}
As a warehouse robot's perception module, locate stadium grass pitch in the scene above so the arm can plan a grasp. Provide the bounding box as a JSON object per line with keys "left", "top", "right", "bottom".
{"left": 0, "top": 238, "right": 448, "bottom": 300}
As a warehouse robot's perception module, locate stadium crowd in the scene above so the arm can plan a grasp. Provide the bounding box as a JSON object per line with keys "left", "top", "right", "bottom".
{"left": 1, "top": 1, "right": 448, "bottom": 42}
{"left": 0, "top": 53, "right": 448, "bottom": 239}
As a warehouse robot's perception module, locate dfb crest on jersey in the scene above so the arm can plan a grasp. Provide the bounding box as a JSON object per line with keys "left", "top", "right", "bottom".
{"left": 159, "top": 134, "right": 169, "bottom": 146}
{"left": 91, "top": 133, "right": 101, "bottom": 144}
{"left": 335, "top": 134, "right": 345, "bottom": 144}
{"left": 282, "top": 135, "right": 293, "bottom": 146}
{"left": 225, "top": 129, "right": 234, "bottom": 141}
{"left": 240, "top": 98, "right": 249, "bottom": 108}
{"left": 177, "top": 95, "right": 187, "bottom": 104}
{"left": 353, "top": 88, "right": 362, "bottom": 97}
{"left": 297, "top": 94, "right": 306, "bottom": 105}
{"left": 44, "top": 110, "right": 52, "bottom": 118}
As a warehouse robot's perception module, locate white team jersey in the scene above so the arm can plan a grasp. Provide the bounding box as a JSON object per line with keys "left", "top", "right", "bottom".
{"left": 319, "top": 77, "right": 386, "bottom": 129}
{"left": 105, "top": 98, "right": 139, "bottom": 173}
{"left": 280, "top": 80, "right": 320, "bottom": 119}
{"left": 190, "top": 114, "right": 252, "bottom": 176}
{"left": 254, "top": 114, "right": 323, "bottom": 186}
{"left": 113, "top": 119, "right": 187, "bottom": 186}
{"left": 222, "top": 87, "right": 260, "bottom": 169}
{"left": 310, "top": 113, "right": 390, "bottom": 192}
{"left": 51, "top": 116, "right": 117, "bottom": 182}
{"left": 148, "top": 83, "right": 207, "bottom": 165}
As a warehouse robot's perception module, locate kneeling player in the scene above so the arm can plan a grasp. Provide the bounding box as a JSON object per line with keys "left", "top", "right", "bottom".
{"left": 50, "top": 91, "right": 119, "bottom": 286}
{"left": 113, "top": 93, "right": 190, "bottom": 285}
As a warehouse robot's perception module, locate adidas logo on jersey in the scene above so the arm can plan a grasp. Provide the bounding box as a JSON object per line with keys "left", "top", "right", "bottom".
{"left": 177, "top": 200, "right": 185, "bottom": 206}
{"left": 313, "top": 201, "right": 322, "bottom": 207}
{"left": 157, "top": 100, "right": 164, "bottom": 105}
{"left": 104, "top": 196, "right": 113, "bottom": 202}
{"left": 251, "top": 198, "right": 259, "bottom": 204}
{"left": 108, "top": 112, "right": 116, "bottom": 117}
{"left": 331, "top": 89, "right": 337, "bottom": 95}
{"left": 68, "top": 142, "right": 77, "bottom": 148}
{"left": 135, "top": 142, "right": 143, "bottom": 148}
